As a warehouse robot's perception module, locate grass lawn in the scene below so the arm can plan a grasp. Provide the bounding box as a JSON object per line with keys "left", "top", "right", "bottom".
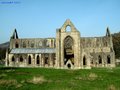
{"left": 0, "top": 67, "right": 120, "bottom": 90}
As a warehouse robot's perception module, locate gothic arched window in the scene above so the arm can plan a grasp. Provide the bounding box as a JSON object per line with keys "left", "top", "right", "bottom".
{"left": 107, "top": 55, "right": 111, "bottom": 64}
{"left": 45, "top": 54, "right": 48, "bottom": 64}
{"left": 83, "top": 56, "right": 86, "bottom": 65}
{"left": 98, "top": 55, "right": 102, "bottom": 64}
{"left": 15, "top": 42, "right": 19, "bottom": 48}
{"left": 12, "top": 56, "right": 15, "bottom": 62}
{"left": 20, "top": 56, "right": 23, "bottom": 62}
{"left": 28, "top": 55, "right": 31, "bottom": 64}
{"left": 64, "top": 36, "right": 73, "bottom": 49}
{"left": 36, "top": 55, "right": 40, "bottom": 64}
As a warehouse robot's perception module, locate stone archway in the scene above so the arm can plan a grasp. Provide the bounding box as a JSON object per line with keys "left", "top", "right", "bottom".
{"left": 28, "top": 55, "right": 31, "bottom": 64}
{"left": 83, "top": 56, "right": 86, "bottom": 66}
{"left": 36, "top": 55, "right": 40, "bottom": 65}
{"left": 64, "top": 36, "right": 74, "bottom": 68}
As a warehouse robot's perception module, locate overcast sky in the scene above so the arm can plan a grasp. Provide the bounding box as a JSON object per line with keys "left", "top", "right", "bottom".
{"left": 0, "top": 0, "right": 120, "bottom": 43}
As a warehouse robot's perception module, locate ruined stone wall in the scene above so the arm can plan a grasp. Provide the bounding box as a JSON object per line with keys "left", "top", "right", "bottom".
{"left": 10, "top": 38, "right": 55, "bottom": 49}
{"left": 80, "top": 36, "right": 115, "bottom": 68}
{"left": 56, "top": 19, "right": 81, "bottom": 69}
{"left": 6, "top": 20, "right": 116, "bottom": 69}
{"left": 8, "top": 38, "right": 56, "bottom": 67}
{"left": 8, "top": 53, "right": 56, "bottom": 67}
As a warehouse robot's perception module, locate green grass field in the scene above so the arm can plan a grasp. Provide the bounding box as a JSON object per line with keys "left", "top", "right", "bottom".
{"left": 0, "top": 67, "right": 120, "bottom": 90}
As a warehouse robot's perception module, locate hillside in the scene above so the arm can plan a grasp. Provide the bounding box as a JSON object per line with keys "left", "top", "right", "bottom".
{"left": 0, "top": 42, "right": 9, "bottom": 49}
{"left": 0, "top": 42, "right": 9, "bottom": 60}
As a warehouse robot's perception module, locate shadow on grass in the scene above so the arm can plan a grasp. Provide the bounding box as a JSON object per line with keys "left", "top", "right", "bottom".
{"left": 0, "top": 67, "right": 19, "bottom": 70}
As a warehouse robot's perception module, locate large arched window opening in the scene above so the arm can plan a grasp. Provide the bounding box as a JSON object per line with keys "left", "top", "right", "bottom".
{"left": 98, "top": 55, "right": 102, "bottom": 64}
{"left": 107, "top": 55, "right": 111, "bottom": 64}
{"left": 83, "top": 56, "right": 86, "bottom": 65}
{"left": 64, "top": 36, "right": 74, "bottom": 65}
{"left": 12, "top": 56, "right": 15, "bottom": 62}
{"left": 64, "top": 36, "right": 73, "bottom": 50}
{"left": 28, "top": 55, "right": 31, "bottom": 64}
{"left": 36, "top": 55, "right": 40, "bottom": 64}
{"left": 20, "top": 56, "right": 23, "bottom": 62}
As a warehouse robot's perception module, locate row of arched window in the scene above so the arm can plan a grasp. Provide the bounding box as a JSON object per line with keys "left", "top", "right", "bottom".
{"left": 98, "top": 55, "right": 111, "bottom": 64}
{"left": 29, "top": 55, "right": 40, "bottom": 64}
{"left": 12, "top": 56, "right": 23, "bottom": 62}
{"left": 83, "top": 55, "right": 111, "bottom": 66}
{"left": 11, "top": 55, "right": 41, "bottom": 65}
{"left": 15, "top": 39, "right": 55, "bottom": 48}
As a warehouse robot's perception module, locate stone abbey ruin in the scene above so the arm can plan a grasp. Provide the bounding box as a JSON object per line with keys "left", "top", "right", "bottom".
{"left": 5, "top": 19, "right": 115, "bottom": 69}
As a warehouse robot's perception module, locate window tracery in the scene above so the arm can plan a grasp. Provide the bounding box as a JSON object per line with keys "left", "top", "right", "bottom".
{"left": 64, "top": 36, "right": 73, "bottom": 49}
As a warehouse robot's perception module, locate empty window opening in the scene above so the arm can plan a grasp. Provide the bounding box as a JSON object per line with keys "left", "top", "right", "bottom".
{"left": 107, "top": 55, "right": 111, "bottom": 64}
{"left": 36, "top": 55, "right": 40, "bottom": 64}
{"left": 98, "top": 55, "right": 102, "bottom": 64}
{"left": 20, "top": 56, "right": 23, "bottom": 62}
{"left": 83, "top": 56, "right": 86, "bottom": 65}
{"left": 45, "top": 57, "right": 48, "bottom": 64}
{"left": 66, "top": 25, "right": 71, "bottom": 32}
{"left": 28, "top": 56, "right": 31, "bottom": 64}
{"left": 12, "top": 56, "right": 15, "bottom": 62}
{"left": 15, "top": 43, "right": 19, "bottom": 48}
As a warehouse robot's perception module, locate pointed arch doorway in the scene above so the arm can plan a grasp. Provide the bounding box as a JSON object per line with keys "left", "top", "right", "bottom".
{"left": 64, "top": 36, "right": 74, "bottom": 68}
